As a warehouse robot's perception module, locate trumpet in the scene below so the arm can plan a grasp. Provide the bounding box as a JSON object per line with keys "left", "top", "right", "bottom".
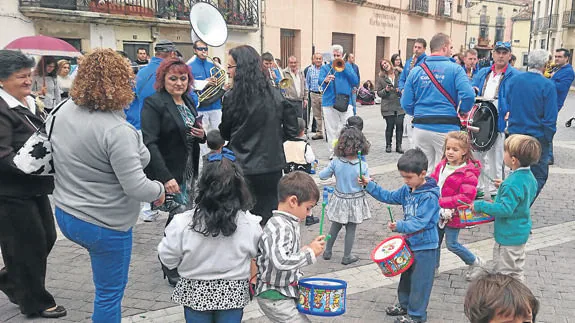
{"left": 198, "top": 56, "right": 227, "bottom": 103}
{"left": 543, "top": 62, "right": 558, "bottom": 78}
{"left": 319, "top": 54, "right": 347, "bottom": 93}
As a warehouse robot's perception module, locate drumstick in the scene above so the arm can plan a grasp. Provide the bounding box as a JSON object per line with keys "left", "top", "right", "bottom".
{"left": 357, "top": 151, "right": 363, "bottom": 177}
{"left": 387, "top": 206, "right": 395, "bottom": 223}
{"left": 483, "top": 173, "right": 496, "bottom": 183}
{"left": 457, "top": 199, "right": 473, "bottom": 207}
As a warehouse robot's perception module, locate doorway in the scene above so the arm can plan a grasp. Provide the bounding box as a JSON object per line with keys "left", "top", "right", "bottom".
{"left": 375, "top": 36, "right": 387, "bottom": 81}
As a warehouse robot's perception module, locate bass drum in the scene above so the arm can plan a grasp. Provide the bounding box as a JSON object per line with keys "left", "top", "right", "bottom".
{"left": 461, "top": 99, "right": 498, "bottom": 152}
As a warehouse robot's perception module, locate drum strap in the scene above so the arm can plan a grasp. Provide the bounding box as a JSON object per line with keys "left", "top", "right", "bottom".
{"left": 481, "top": 71, "right": 504, "bottom": 100}
{"left": 420, "top": 63, "right": 457, "bottom": 108}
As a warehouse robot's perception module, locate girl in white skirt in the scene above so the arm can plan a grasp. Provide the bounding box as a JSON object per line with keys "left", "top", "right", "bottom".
{"left": 319, "top": 126, "right": 371, "bottom": 265}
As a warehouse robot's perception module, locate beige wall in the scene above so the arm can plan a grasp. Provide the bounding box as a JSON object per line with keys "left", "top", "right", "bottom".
{"left": 0, "top": 0, "right": 36, "bottom": 48}
{"left": 511, "top": 19, "right": 530, "bottom": 68}
{"left": 264, "top": 0, "right": 467, "bottom": 84}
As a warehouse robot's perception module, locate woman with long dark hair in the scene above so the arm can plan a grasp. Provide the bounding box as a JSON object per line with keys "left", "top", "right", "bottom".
{"left": 31, "top": 56, "right": 61, "bottom": 112}
{"left": 158, "top": 154, "right": 262, "bottom": 323}
{"left": 219, "top": 45, "right": 298, "bottom": 226}
{"left": 376, "top": 58, "right": 405, "bottom": 153}
{"left": 391, "top": 53, "right": 404, "bottom": 74}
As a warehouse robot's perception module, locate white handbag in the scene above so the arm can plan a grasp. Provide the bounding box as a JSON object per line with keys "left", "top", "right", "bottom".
{"left": 13, "top": 99, "right": 67, "bottom": 176}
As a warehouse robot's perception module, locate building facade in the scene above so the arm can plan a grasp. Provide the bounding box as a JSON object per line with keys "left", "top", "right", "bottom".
{"left": 465, "top": 0, "right": 528, "bottom": 59}
{"left": 13, "top": 0, "right": 260, "bottom": 63}
{"left": 530, "top": 0, "right": 575, "bottom": 62}
{"left": 511, "top": 8, "right": 531, "bottom": 69}
{"left": 262, "top": 0, "right": 469, "bottom": 83}
{"left": 0, "top": 0, "right": 36, "bottom": 48}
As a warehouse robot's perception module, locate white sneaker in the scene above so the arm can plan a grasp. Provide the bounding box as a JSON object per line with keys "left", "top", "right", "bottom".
{"left": 139, "top": 209, "right": 159, "bottom": 222}
{"left": 466, "top": 256, "right": 485, "bottom": 281}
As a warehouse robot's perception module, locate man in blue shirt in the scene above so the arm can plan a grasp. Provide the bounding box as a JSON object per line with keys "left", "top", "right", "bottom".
{"left": 463, "top": 49, "right": 479, "bottom": 80}
{"left": 305, "top": 53, "right": 324, "bottom": 139}
{"left": 262, "top": 52, "right": 282, "bottom": 86}
{"left": 506, "top": 49, "right": 558, "bottom": 199}
{"left": 471, "top": 41, "right": 520, "bottom": 198}
{"left": 548, "top": 48, "right": 575, "bottom": 165}
{"left": 398, "top": 38, "right": 427, "bottom": 91}
{"left": 318, "top": 44, "right": 359, "bottom": 154}
{"left": 401, "top": 33, "right": 475, "bottom": 173}
{"left": 188, "top": 40, "right": 225, "bottom": 156}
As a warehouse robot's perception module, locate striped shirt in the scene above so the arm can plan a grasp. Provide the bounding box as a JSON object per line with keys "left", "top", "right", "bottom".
{"left": 305, "top": 65, "right": 322, "bottom": 92}
{"left": 255, "top": 211, "right": 316, "bottom": 298}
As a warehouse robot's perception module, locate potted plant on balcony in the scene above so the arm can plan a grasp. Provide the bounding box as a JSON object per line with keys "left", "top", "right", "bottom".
{"left": 166, "top": 4, "right": 178, "bottom": 20}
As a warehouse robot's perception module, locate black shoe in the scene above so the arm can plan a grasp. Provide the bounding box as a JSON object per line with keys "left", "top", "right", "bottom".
{"left": 548, "top": 158, "right": 554, "bottom": 165}
{"left": 38, "top": 305, "right": 67, "bottom": 319}
{"left": 396, "top": 147, "right": 404, "bottom": 154}
{"left": 305, "top": 216, "right": 320, "bottom": 226}
{"left": 323, "top": 250, "right": 332, "bottom": 260}
{"left": 341, "top": 255, "right": 359, "bottom": 265}
{"left": 161, "top": 263, "right": 180, "bottom": 287}
{"left": 386, "top": 145, "right": 392, "bottom": 153}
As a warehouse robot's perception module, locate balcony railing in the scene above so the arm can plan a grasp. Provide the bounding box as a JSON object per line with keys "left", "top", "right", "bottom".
{"left": 409, "top": 0, "right": 429, "bottom": 14}
{"left": 480, "top": 15, "right": 490, "bottom": 25}
{"left": 436, "top": 0, "right": 451, "bottom": 17}
{"left": 537, "top": 17, "right": 548, "bottom": 31}
{"left": 562, "top": 10, "right": 575, "bottom": 27}
{"left": 496, "top": 15, "right": 505, "bottom": 26}
{"left": 549, "top": 13, "right": 559, "bottom": 29}
{"left": 19, "top": 0, "right": 259, "bottom": 26}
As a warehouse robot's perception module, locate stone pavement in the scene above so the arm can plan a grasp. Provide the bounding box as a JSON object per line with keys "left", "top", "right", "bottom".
{"left": 1, "top": 95, "right": 575, "bottom": 323}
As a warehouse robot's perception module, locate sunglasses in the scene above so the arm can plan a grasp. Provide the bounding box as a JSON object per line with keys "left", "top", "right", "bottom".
{"left": 495, "top": 41, "right": 511, "bottom": 49}
{"left": 195, "top": 47, "right": 208, "bottom": 52}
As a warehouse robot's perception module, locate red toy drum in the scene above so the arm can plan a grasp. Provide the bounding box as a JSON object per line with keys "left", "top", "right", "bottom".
{"left": 371, "top": 236, "right": 414, "bottom": 277}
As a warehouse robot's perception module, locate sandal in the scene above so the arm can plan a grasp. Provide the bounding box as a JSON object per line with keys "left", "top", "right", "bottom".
{"left": 386, "top": 304, "right": 407, "bottom": 316}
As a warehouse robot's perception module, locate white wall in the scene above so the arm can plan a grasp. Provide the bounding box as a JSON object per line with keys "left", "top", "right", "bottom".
{"left": 0, "top": 0, "right": 36, "bottom": 48}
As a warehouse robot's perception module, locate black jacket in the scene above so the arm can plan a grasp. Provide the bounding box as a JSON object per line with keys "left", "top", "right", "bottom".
{"left": 220, "top": 87, "right": 299, "bottom": 175}
{"left": 141, "top": 91, "right": 204, "bottom": 185}
{"left": 0, "top": 96, "right": 54, "bottom": 197}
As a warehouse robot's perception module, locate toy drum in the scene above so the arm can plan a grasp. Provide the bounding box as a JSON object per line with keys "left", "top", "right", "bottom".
{"left": 297, "top": 278, "right": 347, "bottom": 316}
{"left": 371, "top": 236, "right": 414, "bottom": 277}
{"left": 458, "top": 206, "right": 494, "bottom": 226}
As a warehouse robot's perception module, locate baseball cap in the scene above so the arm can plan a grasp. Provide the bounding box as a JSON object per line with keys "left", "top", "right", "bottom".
{"left": 154, "top": 40, "right": 177, "bottom": 53}
{"left": 494, "top": 41, "right": 511, "bottom": 52}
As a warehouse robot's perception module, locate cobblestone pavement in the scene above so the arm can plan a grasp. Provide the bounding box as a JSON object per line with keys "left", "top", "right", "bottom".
{"left": 1, "top": 95, "right": 575, "bottom": 323}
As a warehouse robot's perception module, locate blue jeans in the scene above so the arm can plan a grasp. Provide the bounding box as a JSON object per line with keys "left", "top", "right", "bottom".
{"left": 55, "top": 208, "right": 132, "bottom": 323}
{"left": 436, "top": 227, "right": 476, "bottom": 268}
{"left": 531, "top": 137, "right": 550, "bottom": 199}
{"left": 548, "top": 141, "right": 554, "bottom": 161}
{"left": 184, "top": 307, "right": 244, "bottom": 323}
{"left": 351, "top": 92, "right": 357, "bottom": 115}
{"left": 398, "top": 249, "right": 437, "bottom": 321}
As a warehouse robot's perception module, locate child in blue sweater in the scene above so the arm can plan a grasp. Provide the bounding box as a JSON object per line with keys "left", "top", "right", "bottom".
{"left": 472, "top": 134, "right": 540, "bottom": 282}
{"left": 360, "top": 148, "right": 440, "bottom": 323}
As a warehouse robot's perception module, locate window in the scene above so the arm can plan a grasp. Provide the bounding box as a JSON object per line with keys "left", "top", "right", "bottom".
{"left": 522, "top": 53, "right": 528, "bottom": 66}
{"left": 332, "top": 32, "right": 355, "bottom": 57}
{"left": 481, "top": 5, "right": 487, "bottom": 14}
{"left": 495, "top": 28, "right": 504, "bottom": 42}
{"left": 540, "top": 39, "right": 546, "bottom": 49}
{"left": 457, "top": 0, "right": 462, "bottom": 13}
{"left": 123, "top": 42, "right": 151, "bottom": 63}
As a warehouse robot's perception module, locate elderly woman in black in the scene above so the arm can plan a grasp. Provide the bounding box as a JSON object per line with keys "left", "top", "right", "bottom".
{"left": 141, "top": 58, "right": 205, "bottom": 286}
{"left": 0, "top": 51, "right": 66, "bottom": 318}
{"left": 220, "top": 45, "right": 299, "bottom": 226}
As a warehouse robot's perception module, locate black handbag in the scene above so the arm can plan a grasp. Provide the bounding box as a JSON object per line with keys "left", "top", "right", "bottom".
{"left": 332, "top": 75, "right": 350, "bottom": 112}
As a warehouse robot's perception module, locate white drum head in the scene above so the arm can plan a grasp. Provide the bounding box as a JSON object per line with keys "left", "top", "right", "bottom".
{"left": 374, "top": 238, "right": 402, "bottom": 260}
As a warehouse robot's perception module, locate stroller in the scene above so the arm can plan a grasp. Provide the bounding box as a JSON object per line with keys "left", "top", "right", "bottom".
{"left": 357, "top": 81, "right": 375, "bottom": 105}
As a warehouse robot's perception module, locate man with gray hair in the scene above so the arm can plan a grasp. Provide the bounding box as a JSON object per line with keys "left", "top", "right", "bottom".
{"left": 506, "top": 49, "right": 557, "bottom": 199}
{"left": 318, "top": 44, "right": 359, "bottom": 153}
{"left": 401, "top": 33, "right": 475, "bottom": 173}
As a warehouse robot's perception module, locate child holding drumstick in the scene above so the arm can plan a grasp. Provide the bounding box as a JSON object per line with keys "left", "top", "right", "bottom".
{"left": 359, "top": 148, "right": 440, "bottom": 323}
{"left": 472, "top": 134, "right": 540, "bottom": 282}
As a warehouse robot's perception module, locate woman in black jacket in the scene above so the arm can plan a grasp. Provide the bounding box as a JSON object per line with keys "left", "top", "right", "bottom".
{"left": 141, "top": 58, "right": 205, "bottom": 285}
{"left": 220, "top": 45, "right": 298, "bottom": 226}
{"left": 376, "top": 58, "right": 405, "bottom": 154}
{"left": 0, "top": 50, "right": 66, "bottom": 318}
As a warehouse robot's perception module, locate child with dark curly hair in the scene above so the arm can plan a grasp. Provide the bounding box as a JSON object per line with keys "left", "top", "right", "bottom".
{"left": 158, "top": 152, "right": 263, "bottom": 322}
{"left": 319, "top": 126, "right": 371, "bottom": 265}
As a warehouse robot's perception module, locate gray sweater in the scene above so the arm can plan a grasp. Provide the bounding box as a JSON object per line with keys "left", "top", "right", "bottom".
{"left": 51, "top": 100, "right": 164, "bottom": 231}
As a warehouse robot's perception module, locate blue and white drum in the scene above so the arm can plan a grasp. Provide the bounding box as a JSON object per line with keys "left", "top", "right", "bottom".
{"left": 297, "top": 278, "right": 347, "bottom": 316}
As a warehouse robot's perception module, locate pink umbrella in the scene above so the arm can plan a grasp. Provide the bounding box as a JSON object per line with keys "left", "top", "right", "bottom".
{"left": 4, "top": 35, "right": 81, "bottom": 57}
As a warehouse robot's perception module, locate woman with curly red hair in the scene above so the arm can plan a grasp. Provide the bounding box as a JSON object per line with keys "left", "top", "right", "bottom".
{"left": 141, "top": 58, "right": 205, "bottom": 286}
{"left": 50, "top": 48, "right": 165, "bottom": 322}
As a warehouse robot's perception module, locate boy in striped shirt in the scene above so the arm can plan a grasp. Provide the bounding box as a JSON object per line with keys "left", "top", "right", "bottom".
{"left": 255, "top": 171, "right": 326, "bottom": 322}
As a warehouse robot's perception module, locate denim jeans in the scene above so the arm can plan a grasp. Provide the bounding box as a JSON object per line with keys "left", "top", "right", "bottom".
{"left": 436, "top": 227, "right": 477, "bottom": 268}
{"left": 398, "top": 249, "right": 437, "bottom": 321}
{"left": 55, "top": 207, "right": 132, "bottom": 323}
{"left": 531, "top": 137, "right": 551, "bottom": 199}
{"left": 351, "top": 92, "right": 357, "bottom": 116}
{"left": 184, "top": 307, "right": 243, "bottom": 323}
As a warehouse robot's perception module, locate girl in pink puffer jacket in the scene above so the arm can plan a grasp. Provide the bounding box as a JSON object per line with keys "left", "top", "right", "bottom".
{"left": 431, "top": 131, "right": 484, "bottom": 281}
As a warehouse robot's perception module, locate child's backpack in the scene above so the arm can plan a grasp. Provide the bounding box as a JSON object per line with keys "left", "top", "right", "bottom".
{"left": 283, "top": 140, "right": 312, "bottom": 174}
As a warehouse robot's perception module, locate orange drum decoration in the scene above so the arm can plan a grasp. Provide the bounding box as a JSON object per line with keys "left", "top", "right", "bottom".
{"left": 371, "top": 236, "right": 414, "bottom": 277}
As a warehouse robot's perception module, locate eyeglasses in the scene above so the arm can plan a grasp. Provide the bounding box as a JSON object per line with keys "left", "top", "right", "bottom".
{"left": 227, "top": 65, "right": 236, "bottom": 69}
{"left": 195, "top": 47, "right": 208, "bottom": 52}
{"left": 495, "top": 41, "right": 511, "bottom": 49}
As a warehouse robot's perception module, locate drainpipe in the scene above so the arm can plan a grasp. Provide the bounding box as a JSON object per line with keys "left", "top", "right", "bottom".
{"left": 398, "top": 0, "right": 403, "bottom": 55}
{"left": 545, "top": 0, "right": 554, "bottom": 50}
{"left": 312, "top": 0, "right": 315, "bottom": 54}
{"left": 260, "top": 0, "right": 264, "bottom": 54}
{"left": 527, "top": 0, "right": 536, "bottom": 70}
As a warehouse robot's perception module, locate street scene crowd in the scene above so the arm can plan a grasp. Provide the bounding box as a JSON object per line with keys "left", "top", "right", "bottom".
{"left": 0, "top": 10, "right": 574, "bottom": 322}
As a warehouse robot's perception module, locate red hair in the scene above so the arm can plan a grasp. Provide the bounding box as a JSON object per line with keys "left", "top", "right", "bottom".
{"left": 154, "top": 58, "right": 194, "bottom": 94}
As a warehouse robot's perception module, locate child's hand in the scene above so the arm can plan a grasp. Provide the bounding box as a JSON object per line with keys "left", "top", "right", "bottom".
{"left": 358, "top": 175, "right": 371, "bottom": 186}
{"left": 387, "top": 222, "right": 397, "bottom": 232}
{"left": 470, "top": 202, "right": 476, "bottom": 212}
{"left": 493, "top": 178, "right": 503, "bottom": 188}
{"left": 308, "top": 235, "right": 326, "bottom": 256}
